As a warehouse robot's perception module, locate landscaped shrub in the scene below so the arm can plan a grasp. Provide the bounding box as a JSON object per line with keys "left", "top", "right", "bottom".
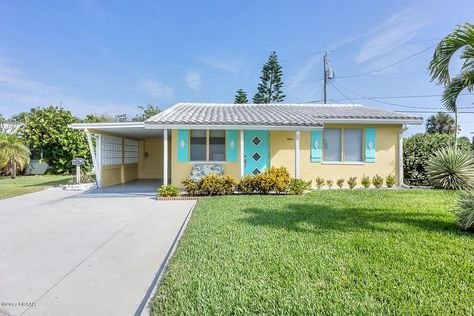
{"left": 361, "top": 176, "right": 371, "bottom": 189}
{"left": 66, "top": 173, "right": 95, "bottom": 184}
{"left": 157, "top": 184, "right": 180, "bottom": 197}
{"left": 252, "top": 167, "right": 291, "bottom": 194}
{"left": 386, "top": 175, "right": 396, "bottom": 188}
{"left": 288, "top": 178, "right": 311, "bottom": 195}
{"left": 182, "top": 177, "right": 199, "bottom": 196}
{"left": 372, "top": 175, "right": 384, "bottom": 188}
{"left": 326, "top": 179, "right": 333, "bottom": 189}
{"left": 336, "top": 178, "right": 344, "bottom": 189}
{"left": 426, "top": 148, "right": 474, "bottom": 190}
{"left": 403, "top": 133, "right": 472, "bottom": 186}
{"left": 347, "top": 177, "right": 357, "bottom": 189}
{"left": 453, "top": 191, "right": 474, "bottom": 231}
{"left": 199, "top": 174, "right": 226, "bottom": 196}
{"left": 315, "top": 177, "right": 325, "bottom": 189}
{"left": 237, "top": 175, "right": 255, "bottom": 194}
{"left": 222, "top": 175, "right": 237, "bottom": 195}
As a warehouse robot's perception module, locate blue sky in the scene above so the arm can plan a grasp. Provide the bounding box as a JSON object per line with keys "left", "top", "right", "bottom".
{"left": 0, "top": 0, "right": 473, "bottom": 136}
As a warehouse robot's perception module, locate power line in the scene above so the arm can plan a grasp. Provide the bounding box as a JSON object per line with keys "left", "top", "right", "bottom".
{"left": 329, "top": 82, "right": 355, "bottom": 104}
{"left": 398, "top": 110, "right": 474, "bottom": 114}
{"left": 336, "top": 45, "right": 436, "bottom": 79}
{"left": 331, "top": 93, "right": 472, "bottom": 101}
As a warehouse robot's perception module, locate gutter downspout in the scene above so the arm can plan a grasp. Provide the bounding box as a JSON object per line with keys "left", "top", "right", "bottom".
{"left": 399, "top": 124, "right": 409, "bottom": 188}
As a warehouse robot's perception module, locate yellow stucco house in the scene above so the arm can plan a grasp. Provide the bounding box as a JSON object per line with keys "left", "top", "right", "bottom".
{"left": 70, "top": 103, "right": 422, "bottom": 189}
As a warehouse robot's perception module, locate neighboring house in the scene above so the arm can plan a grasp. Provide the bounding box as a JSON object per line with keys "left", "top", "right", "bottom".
{"left": 70, "top": 103, "right": 422, "bottom": 188}
{"left": 0, "top": 122, "right": 48, "bottom": 175}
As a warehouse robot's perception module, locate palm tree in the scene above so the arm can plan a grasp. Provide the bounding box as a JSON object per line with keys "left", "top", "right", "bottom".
{"left": 429, "top": 22, "right": 474, "bottom": 147}
{"left": 426, "top": 112, "right": 457, "bottom": 134}
{"left": 0, "top": 133, "right": 30, "bottom": 179}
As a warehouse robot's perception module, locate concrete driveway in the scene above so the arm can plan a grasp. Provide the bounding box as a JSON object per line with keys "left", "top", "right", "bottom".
{"left": 0, "top": 185, "right": 195, "bottom": 316}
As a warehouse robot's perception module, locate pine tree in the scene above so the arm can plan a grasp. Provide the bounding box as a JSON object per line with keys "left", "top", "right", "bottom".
{"left": 234, "top": 89, "right": 248, "bottom": 104}
{"left": 253, "top": 51, "right": 285, "bottom": 103}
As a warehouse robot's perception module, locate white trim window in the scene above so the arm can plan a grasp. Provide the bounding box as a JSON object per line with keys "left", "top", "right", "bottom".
{"left": 209, "top": 130, "right": 225, "bottom": 161}
{"left": 343, "top": 128, "right": 363, "bottom": 162}
{"left": 323, "top": 128, "right": 363, "bottom": 163}
{"left": 190, "top": 130, "right": 206, "bottom": 161}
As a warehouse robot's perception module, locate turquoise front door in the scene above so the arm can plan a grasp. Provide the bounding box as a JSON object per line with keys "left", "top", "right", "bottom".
{"left": 244, "top": 130, "right": 269, "bottom": 176}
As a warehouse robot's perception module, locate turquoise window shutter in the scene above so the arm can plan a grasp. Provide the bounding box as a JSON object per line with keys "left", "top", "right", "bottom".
{"left": 311, "top": 131, "right": 322, "bottom": 162}
{"left": 177, "top": 129, "right": 189, "bottom": 162}
{"left": 365, "top": 128, "right": 376, "bottom": 163}
{"left": 226, "top": 130, "right": 238, "bottom": 162}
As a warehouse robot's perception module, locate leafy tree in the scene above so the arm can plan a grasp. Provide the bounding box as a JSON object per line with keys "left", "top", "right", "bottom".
{"left": 426, "top": 112, "right": 457, "bottom": 134}
{"left": 253, "top": 51, "right": 285, "bottom": 103}
{"left": 21, "top": 106, "right": 91, "bottom": 174}
{"left": 403, "top": 133, "right": 472, "bottom": 186}
{"left": 0, "top": 133, "right": 30, "bottom": 179}
{"left": 9, "top": 112, "right": 29, "bottom": 123}
{"left": 132, "top": 104, "right": 161, "bottom": 122}
{"left": 234, "top": 89, "right": 248, "bottom": 104}
{"left": 83, "top": 113, "right": 115, "bottom": 123}
{"left": 429, "top": 22, "right": 474, "bottom": 146}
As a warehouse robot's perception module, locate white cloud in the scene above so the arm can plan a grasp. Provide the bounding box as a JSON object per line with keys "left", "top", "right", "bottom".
{"left": 198, "top": 56, "right": 243, "bottom": 73}
{"left": 185, "top": 71, "right": 201, "bottom": 91}
{"left": 136, "top": 80, "right": 174, "bottom": 99}
{"left": 356, "top": 8, "right": 433, "bottom": 64}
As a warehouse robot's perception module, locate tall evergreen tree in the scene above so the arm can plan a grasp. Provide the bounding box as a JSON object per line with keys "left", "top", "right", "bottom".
{"left": 234, "top": 89, "right": 248, "bottom": 104}
{"left": 253, "top": 51, "right": 285, "bottom": 103}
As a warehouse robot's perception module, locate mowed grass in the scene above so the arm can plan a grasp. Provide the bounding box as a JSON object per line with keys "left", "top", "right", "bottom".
{"left": 0, "top": 175, "right": 72, "bottom": 199}
{"left": 152, "top": 190, "right": 474, "bottom": 315}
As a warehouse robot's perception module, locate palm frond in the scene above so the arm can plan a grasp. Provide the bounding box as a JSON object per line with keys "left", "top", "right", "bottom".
{"left": 441, "top": 75, "right": 465, "bottom": 112}
{"left": 429, "top": 22, "right": 474, "bottom": 85}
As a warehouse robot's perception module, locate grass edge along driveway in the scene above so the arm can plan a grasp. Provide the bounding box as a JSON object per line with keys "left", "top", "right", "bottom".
{"left": 0, "top": 175, "right": 72, "bottom": 199}
{"left": 152, "top": 190, "right": 473, "bottom": 315}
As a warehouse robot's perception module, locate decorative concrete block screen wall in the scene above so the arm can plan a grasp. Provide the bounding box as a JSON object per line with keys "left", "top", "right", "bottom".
{"left": 124, "top": 139, "right": 139, "bottom": 164}
{"left": 101, "top": 135, "right": 123, "bottom": 165}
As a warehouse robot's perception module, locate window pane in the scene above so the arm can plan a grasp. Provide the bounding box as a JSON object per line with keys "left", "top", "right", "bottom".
{"left": 190, "top": 130, "right": 206, "bottom": 161}
{"left": 323, "top": 128, "right": 341, "bottom": 162}
{"left": 209, "top": 130, "right": 225, "bottom": 161}
{"left": 344, "top": 129, "right": 362, "bottom": 162}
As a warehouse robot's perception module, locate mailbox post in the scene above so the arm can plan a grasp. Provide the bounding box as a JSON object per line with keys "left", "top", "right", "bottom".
{"left": 71, "top": 158, "right": 85, "bottom": 184}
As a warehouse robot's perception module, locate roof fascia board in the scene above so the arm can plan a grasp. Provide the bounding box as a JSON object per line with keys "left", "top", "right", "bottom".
{"left": 68, "top": 122, "right": 145, "bottom": 130}
{"left": 144, "top": 124, "right": 323, "bottom": 131}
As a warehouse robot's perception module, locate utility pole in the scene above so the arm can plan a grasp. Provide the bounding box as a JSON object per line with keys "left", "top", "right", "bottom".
{"left": 323, "top": 52, "right": 327, "bottom": 104}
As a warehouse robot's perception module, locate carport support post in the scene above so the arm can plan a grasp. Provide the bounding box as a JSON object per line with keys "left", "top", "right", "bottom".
{"left": 295, "top": 130, "right": 300, "bottom": 178}
{"left": 163, "top": 129, "right": 168, "bottom": 185}
{"left": 86, "top": 132, "right": 101, "bottom": 187}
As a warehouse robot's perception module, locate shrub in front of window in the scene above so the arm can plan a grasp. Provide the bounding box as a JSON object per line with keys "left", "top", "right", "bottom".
{"left": 182, "top": 177, "right": 199, "bottom": 196}
{"left": 361, "top": 176, "right": 371, "bottom": 189}
{"left": 386, "top": 175, "right": 396, "bottom": 188}
{"left": 426, "top": 148, "right": 474, "bottom": 190}
{"left": 347, "top": 177, "right": 357, "bottom": 189}
{"left": 157, "top": 184, "right": 180, "bottom": 197}
{"left": 403, "top": 133, "right": 472, "bottom": 186}
{"left": 237, "top": 175, "right": 255, "bottom": 194}
{"left": 199, "top": 174, "right": 226, "bottom": 196}
{"left": 453, "top": 191, "right": 474, "bottom": 231}
{"left": 288, "top": 178, "right": 311, "bottom": 195}
{"left": 372, "top": 175, "right": 384, "bottom": 188}
{"left": 326, "top": 179, "right": 333, "bottom": 189}
{"left": 336, "top": 178, "right": 344, "bottom": 189}
{"left": 315, "top": 177, "right": 325, "bottom": 189}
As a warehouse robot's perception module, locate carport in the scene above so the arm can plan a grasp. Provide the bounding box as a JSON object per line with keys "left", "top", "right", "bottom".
{"left": 69, "top": 122, "right": 170, "bottom": 188}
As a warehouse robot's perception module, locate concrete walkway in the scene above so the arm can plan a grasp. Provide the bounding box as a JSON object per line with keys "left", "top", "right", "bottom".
{"left": 0, "top": 186, "right": 195, "bottom": 316}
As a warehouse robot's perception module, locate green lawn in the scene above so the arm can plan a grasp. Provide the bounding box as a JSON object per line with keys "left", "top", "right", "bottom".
{"left": 152, "top": 190, "right": 474, "bottom": 315}
{"left": 0, "top": 175, "right": 72, "bottom": 199}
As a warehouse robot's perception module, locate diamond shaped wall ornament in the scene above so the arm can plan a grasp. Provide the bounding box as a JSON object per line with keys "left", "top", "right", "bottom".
{"left": 252, "top": 168, "right": 261, "bottom": 175}
{"left": 368, "top": 141, "right": 373, "bottom": 150}
{"left": 180, "top": 138, "right": 186, "bottom": 149}
{"left": 252, "top": 152, "right": 261, "bottom": 161}
{"left": 229, "top": 139, "right": 235, "bottom": 149}
{"left": 313, "top": 139, "right": 319, "bottom": 150}
{"left": 252, "top": 137, "right": 261, "bottom": 146}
